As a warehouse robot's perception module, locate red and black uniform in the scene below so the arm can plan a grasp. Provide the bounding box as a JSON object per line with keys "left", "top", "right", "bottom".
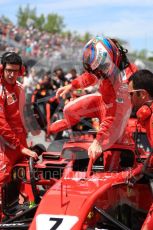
{"left": 0, "top": 78, "right": 27, "bottom": 183}
{"left": 49, "top": 64, "right": 136, "bottom": 150}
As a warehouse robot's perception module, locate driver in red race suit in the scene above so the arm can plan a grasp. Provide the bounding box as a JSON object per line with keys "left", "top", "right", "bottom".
{"left": 48, "top": 35, "right": 137, "bottom": 159}
{"left": 0, "top": 52, "right": 38, "bottom": 197}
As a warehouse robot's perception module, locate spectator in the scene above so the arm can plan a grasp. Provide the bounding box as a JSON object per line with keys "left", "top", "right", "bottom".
{"left": 52, "top": 68, "right": 66, "bottom": 89}
{"left": 23, "top": 67, "right": 38, "bottom": 103}
{"left": 65, "top": 68, "right": 78, "bottom": 82}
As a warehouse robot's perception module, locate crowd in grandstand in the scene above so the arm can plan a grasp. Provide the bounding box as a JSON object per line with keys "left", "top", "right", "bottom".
{"left": 0, "top": 18, "right": 87, "bottom": 104}
{"left": 0, "top": 18, "right": 83, "bottom": 60}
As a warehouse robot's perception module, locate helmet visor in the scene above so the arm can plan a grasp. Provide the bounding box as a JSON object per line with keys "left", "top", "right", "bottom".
{"left": 83, "top": 40, "right": 116, "bottom": 79}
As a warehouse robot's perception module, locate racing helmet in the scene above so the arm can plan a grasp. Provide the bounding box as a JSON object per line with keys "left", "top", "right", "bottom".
{"left": 82, "top": 35, "right": 122, "bottom": 79}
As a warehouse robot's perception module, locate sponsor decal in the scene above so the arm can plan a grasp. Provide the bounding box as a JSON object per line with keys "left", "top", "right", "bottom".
{"left": 7, "top": 93, "right": 17, "bottom": 105}
{"left": 0, "top": 223, "right": 25, "bottom": 227}
{"left": 121, "top": 70, "right": 127, "bottom": 81}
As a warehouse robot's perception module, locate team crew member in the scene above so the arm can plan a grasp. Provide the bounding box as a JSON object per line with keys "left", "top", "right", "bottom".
{"left": 49, "top": 35, "right": 136, "bottom": 159}
{"left": 0, "top": 52, "right": 38, "bottom": 189}
{"left": 128, "top": 69, "right": 153, "bottom": 147}
{"left": 128, "top": 69, "right": 153, "bottom": 230}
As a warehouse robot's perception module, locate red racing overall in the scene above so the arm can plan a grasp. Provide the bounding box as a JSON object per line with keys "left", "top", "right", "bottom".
{"left": 0, "top": 78, "right": 27, "bottom": 185}
{"left": 49, "top": 64, "right": 136, "bottom": 150}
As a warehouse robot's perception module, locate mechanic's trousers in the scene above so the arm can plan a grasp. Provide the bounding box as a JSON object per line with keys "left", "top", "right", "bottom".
{"left": 0, "top": 144, "right": 24, "bottom": 200}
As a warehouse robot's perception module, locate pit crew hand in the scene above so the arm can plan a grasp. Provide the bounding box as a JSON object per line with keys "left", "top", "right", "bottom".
{"left": 21, "top": 147, "right": 38, "bottom": 160}
{"left": 88, "top": 139, "right": 103, "bottom": 160}
{"left": 56, "top": 84, "right": 72, "bottom": 98}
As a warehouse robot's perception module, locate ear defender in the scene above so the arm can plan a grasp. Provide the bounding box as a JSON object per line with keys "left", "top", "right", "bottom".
{"left": 19, "top": 65, "right": 25, "bottom": 76}
{"left": 0, "top": 64, "right": 3, "bottom": 76}
{"left": 136, "top": 104, "right": 152, "bottom": 121}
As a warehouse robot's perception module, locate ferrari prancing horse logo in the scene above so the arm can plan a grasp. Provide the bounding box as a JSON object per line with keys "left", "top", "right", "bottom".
{"left": 7, "top": 93, "right": 17, "bottom": 105}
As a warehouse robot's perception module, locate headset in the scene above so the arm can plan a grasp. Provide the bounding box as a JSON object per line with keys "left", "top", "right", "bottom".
{"left": 136, "top": 102, "right": 153, "bottom": 122}
{"left": 0, "top": 51, "right": 25, "bottom": 77}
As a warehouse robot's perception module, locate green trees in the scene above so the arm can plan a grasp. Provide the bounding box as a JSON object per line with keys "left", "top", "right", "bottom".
{"left": 17, "top": 5, "right": 37, "bottom": 28}
{"left": 43, "top": 13, "right": 65, "bottom": 33}
{"left": 16, "top": 4, "right": 64, "bottom": 33}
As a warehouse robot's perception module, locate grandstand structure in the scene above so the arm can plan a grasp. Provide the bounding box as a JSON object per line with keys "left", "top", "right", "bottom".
{"left": 0, "top": 19, "right": 153, "bottom": 75}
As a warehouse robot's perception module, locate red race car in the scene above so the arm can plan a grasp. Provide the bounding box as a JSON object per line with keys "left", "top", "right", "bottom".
{"left": 28, "top": 127, "right": 151, "bottom": 230}
{"left": 0, "top": 124, "right": 152, "bottom": 230}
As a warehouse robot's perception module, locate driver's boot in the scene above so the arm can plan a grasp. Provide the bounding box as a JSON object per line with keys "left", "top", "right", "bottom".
{"left": 48, "top": 119, "right": 69, "bottom": 134}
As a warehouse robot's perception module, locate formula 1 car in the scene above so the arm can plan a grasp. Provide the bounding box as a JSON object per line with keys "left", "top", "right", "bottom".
{"left": 28, "top": 131, "right": 153, "bottom": 230}
{"left": 0, "top": 122, "right": 152, "bottom": 230}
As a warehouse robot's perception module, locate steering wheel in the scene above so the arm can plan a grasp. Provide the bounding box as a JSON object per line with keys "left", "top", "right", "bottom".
{"left": 29, "top": 156, "right": 40, "bottom": 204}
